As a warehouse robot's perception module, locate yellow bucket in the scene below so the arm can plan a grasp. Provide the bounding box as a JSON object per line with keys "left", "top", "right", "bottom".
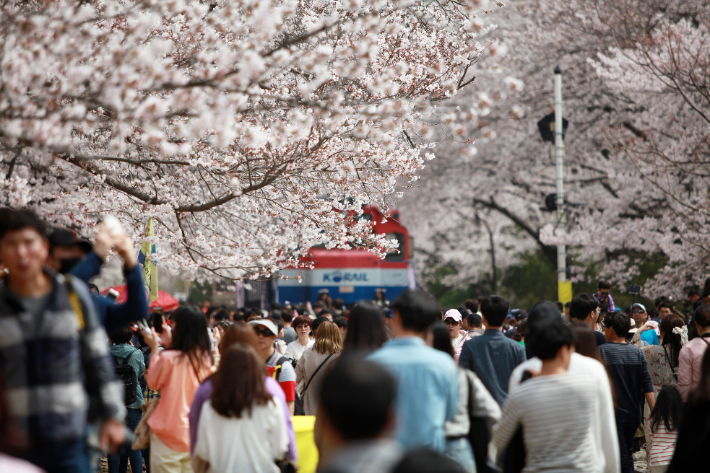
{"left": 293, "top": 416, "right": 319, "bottom": 473}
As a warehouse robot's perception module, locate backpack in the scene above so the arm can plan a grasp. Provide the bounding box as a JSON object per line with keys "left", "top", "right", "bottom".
{"left": 272, "top": 355, "right": 296, "bottom": 381}
{"left": 114, "top": 349, "right": 139, "bottom": 405}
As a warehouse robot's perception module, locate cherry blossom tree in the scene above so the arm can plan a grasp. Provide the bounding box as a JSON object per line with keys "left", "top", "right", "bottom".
{"left": 0, "top": 0, "right": 502, "bottom": 280}
{"left": 403, "top": 0, "right": 710, "bottom": 298}
{"left": 539, "top": 0, "right": 710, "bottom": 296}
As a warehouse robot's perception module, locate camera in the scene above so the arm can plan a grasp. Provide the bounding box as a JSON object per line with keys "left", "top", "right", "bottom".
{"left": 627, "top": 285, "right": 641, "bottom": 295}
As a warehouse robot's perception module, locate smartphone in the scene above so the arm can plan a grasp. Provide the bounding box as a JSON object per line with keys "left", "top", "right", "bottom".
{"left": 152, "top": 308, "right": 164, "bottom": 333}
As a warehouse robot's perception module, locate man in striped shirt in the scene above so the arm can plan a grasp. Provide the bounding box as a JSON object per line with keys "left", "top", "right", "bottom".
{"left": 249, "top": 318, "right": 297, "bottom": 414}
{"left": 598, "top": 312, "right": 655, "bottom": 473}
{"left": 492, "top": 305, "right": 608, "bottom": 472}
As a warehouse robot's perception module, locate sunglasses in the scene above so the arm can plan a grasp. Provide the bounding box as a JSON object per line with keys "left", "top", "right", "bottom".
{"left": 254, "top": 328, "right": 275, "bottom": 337}
{"left": 632, "top": 310, "right": 645, "bottom": 315}
{"left": 444, "top": 319, "right": 460, "bottom": 325}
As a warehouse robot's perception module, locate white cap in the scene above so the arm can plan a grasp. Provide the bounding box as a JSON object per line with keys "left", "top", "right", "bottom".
{"left": 248, "top": 318, "right": 279, "bottom": 336}
{"left": 444, "top": 309, "right": 462, "bottom": 323}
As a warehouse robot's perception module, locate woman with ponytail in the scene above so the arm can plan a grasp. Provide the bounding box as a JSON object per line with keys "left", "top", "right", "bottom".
{"left": 637, "top": 314, "right": 685, "bottom": 472}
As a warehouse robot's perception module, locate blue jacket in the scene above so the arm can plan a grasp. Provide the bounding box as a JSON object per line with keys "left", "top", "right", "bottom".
{"left": 458, "top": 329, "right": 527, "bottom": 406}
{"left": 70, "top": 252, "right": 149, "bottom": 333}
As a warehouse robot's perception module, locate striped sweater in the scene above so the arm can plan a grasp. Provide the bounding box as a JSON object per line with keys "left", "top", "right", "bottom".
{"left": 492, "top": 371, "right": 603, "bottom": 472}
{"left": 649, "top": 423, "right": 677, "bottom": 466}
{"left": 598, "top": 342, "right": 654, "bottom": 423}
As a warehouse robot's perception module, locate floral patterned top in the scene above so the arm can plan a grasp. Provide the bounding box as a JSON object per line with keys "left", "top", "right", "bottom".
{"left": 643, "top": 344, "right": 678, "bottom": 393}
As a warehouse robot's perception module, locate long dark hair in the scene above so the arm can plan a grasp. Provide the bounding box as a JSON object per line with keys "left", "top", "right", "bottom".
{"left": 690, "top": 345, "right": 710, "bottom": 405}
{"left": 572, "top": 323, "right": 604, "bottom": 363}
{"left": 659, "top": 314, "right": 684, "bottom": 367}
{"left": 169, "top": 305, "right": 213, "bottom": 381}
{"left": 650, "top": 385, "right": 682, "bottom": 433}
{"left": 341, "top": 302, "right": 388, "bottom": 357}
{"left": 429, "top": 321, "right": 455, "bottom": 359}
{"left": 572, "top": 323, "right": 616, "bottom": 405}
{"left": 210, "top": 343, "right": 272, "bottom": 418}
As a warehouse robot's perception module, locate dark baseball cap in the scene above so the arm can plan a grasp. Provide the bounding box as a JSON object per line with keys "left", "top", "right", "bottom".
{"left": 48, "top": 229, "right": 92, "bottom": 253}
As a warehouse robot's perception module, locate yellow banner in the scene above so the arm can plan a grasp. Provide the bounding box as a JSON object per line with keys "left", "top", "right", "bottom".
{"left": 140, "top": 217, "right": 159, "bottom": 303}
{"left": 558, "top": 280, "right": 573, "bottom": 305}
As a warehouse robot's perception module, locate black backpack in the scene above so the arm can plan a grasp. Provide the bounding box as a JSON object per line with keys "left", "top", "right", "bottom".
{"left": 114, "top": 349, "right": 139, "bottom": 405}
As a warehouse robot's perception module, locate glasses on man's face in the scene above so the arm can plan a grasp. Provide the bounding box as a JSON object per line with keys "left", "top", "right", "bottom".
{"left": 254, "top": 328, "right": 274, "bottom": 337}
{"left": 632, "top": 310, "right": 645, "bottom": 315}
{"left": 444, "top": 319, "right": 459, "bottom": 326}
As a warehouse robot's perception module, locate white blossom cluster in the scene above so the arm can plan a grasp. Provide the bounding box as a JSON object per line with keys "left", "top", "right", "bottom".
{"left": 403, "top": 0, "right": 710, "bottom": 297}
{"left": 0, "top": 0, "right": 498, "bottom": 280}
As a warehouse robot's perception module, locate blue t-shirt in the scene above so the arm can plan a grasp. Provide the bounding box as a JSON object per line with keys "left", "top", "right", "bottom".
{"left": 368, "top": 337, "right": 458, "bottom": 452}
{"left": 640, "top": 329, "right": 659, "bottom": 346}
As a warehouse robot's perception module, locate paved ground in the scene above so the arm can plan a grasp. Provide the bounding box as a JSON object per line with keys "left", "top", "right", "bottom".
{"left": 633, "top": 449, "right": 648, "bottom": 473}
{"left": 100, "top": 448, "right": 649, "bottom": 472}
{"left": 99, "top": 456, "right": 141, "bottom": 472}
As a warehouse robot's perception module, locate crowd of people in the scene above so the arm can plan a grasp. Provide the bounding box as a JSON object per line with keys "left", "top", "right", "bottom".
{"left": 1, "top": 207, "right": 710, "bottom": 473}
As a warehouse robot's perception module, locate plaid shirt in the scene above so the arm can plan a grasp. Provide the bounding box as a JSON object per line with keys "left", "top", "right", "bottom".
{"left": 0, "top": 269, "right": 125, "bottom": 448}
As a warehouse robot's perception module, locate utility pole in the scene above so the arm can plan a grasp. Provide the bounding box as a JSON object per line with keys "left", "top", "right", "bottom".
{"left": 553, "top": 66, "right": 568, "bottom": 303}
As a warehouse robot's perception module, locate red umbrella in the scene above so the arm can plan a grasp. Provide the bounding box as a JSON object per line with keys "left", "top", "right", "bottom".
{"left": 101, "top": 285, "right": 180, "bottom": 312}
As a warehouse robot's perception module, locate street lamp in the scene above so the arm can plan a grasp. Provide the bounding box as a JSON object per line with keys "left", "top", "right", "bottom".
{"left": 537, "top": 66, "right": 572, "bottom": 305}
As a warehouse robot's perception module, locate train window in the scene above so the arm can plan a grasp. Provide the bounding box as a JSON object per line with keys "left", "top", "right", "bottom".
{"left": 385, "top": 232, "right": 406, "bottom": 261}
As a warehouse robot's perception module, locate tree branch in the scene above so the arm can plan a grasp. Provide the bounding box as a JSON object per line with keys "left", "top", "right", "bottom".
{"left": 473, "top": 197, "right": 558, "bottom": 267}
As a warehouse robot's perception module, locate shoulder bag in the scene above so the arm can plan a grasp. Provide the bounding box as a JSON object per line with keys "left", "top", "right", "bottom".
{"left": 502, "top": 370, "right": 533, "bottom": 473}
{"left": 466, "top": 373, "right": 497, "bottom": 473}
{"left": 132, "top": 397, "right": 160, "bottom": 450}
{"left": 661, "top": 344, "right": 678, "bottom": 382}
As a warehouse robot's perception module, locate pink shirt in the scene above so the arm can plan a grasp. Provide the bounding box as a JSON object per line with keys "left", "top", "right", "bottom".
{"left": 452, "top": 330, "right": 471, "bottom": 364}
{"left": 146, "top": 350, "right": 213, "bottom": 452}
{"left": 678, "top": 335, "right": 710, "bottom": 402}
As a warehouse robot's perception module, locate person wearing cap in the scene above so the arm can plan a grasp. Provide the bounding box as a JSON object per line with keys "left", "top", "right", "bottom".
{"left": 630, "top": 303, "right": 659, "bottom": 347}
{"left": 594, "top": 280, "right": 616, "bottom": 315}
{"left": 317, "top": 288, "right": 332, "bottom": 308}
{"left": 504, "top": 309, "right": 527, "bottom": 339}
{"left": 47, "top": 223, "right": 148, "bottom": 335}
{"left": 46, "top": 229, "right": 94, "bottom": 274}
{"left": 443, "top": 309, "right": 470, "bottom": 364}
{"left": 249, "top": 318, "right": 297, "bottom": 414}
